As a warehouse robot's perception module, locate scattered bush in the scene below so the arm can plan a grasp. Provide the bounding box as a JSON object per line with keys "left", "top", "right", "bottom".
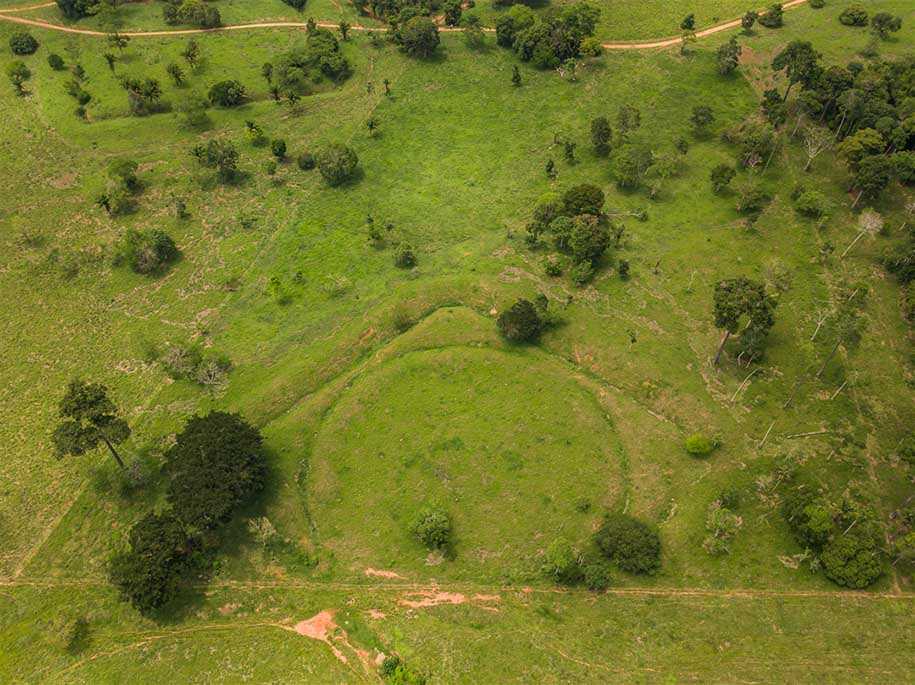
{"left": 541, "top": 538, "right": 582, "bottom": 585}
{"left": 379, "top": 655, "right": 426, "bottom": 684}
{"left": 410, "top": 506, "right": 452, "bottom": 550}
{"left": 114, "top": 229, "right": 179, "bottom": 275}
{"left": 159, "top": 342, "right": 232, "bottom": 388}
{"left": 9, "top": 32, "right": 39, "bottom": 55}
{"left": 497, "top": 298, "right": 545, "bottom": 343}
{"left": 297, "top": 152, "right": 316, "bottom": 170}
{"left": 50, "top": 614, "right": 90, "bottom": 654}
{"left": 702, "top": 500, "right": 743, "bottom": 555}
{"left": 208, "top": 79, "right": 246, "bottom": 107}
{"left": 163, "top": 0, "right": 221, "bottom": 28}
{"left": 794, "top": 189, "right": 828, "bottom": 218}
{"left": 709, "top": 164, "right": 735, "bottom": 194}
{"left": 397, "top": 16, "right": 440, "bottom": 58}
{"left": 274, "top": 29, "right": 351, "bottom": 88}
{"left": 684, "top": 432, "right": 717, "bottom": 457}
{"left": 192, "top": 139, "right": 239, "bottom": 183}
{"left": 48, "top": 53, "right": 65, "bottom": 70}
{"left": 394, "top": 244, "right": 417, "bottom": 269}
{"left": 838, "top": 5, "right": 868, "bottom": 27}
{"left": 316, "top": 143, "right": 359, "bottom": 186}
{"left": 581, "top": 556, "right": 613, "bottom": 591}
{"left": 271, "top": 138, "right": 287, "bottom": 160}
{"left": 758, "top": 3, "right": 784, "bottom": 29}
{"left": 593, "top": 512, "right": 661, "bottom": 574}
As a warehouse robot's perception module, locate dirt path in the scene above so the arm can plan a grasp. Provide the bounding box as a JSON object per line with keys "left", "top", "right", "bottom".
{"left": 0, "top": 0, "right": 810, "bottom": 50}
{"left": 2, "top": 575, "right": 912, "bottom": 600}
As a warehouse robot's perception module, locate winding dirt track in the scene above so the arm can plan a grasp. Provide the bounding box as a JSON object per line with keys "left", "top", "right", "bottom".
{"left": 0, "top": 0, "right": 810, "bottom": 50}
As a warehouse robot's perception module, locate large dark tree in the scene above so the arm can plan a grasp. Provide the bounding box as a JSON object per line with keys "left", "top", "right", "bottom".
{"left": 497, "top": 299, "right": 544, "bottom": 343}
{"left": 108, "top": 511, "right": 196, "bottom": 614}
{"left": 398, "top": 16, "right": 440, "bottom": 58}
{"left": 771, "top": 41, "right": 821, "bottom": 101}
{"left": 594, "top": 513, "right": 661, "bottom": 574}
{"left": 56, "top": 0, "right": 95, "bottom": 19}
{"left": 52, "top": 380, "right": 131, "bottom": 469}
{"left": 165, "top": 411, "right": 267, "bottom": 531}
{"left": 712, "top": 277, "right": 776, "bottom": 365}
{"left": 316, "top": 143, "right": 359, "bottom": 186}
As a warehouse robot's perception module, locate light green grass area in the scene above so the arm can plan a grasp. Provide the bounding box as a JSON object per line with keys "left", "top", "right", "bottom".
{"left": 1, "top": 0, "right": 914, "bottom": 680}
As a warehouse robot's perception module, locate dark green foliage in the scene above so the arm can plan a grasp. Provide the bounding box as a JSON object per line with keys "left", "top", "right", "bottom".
{"left": 716, "top": 37, "right": 741, "bottom": 76}
{"left": 853, "top": 155, "right": 894, "bottom": 202}
{"left": 723, "top": 117, "right": 777, "bottom": 167}
{"left": 56, "top": 0, "right": 94, "bottom": 19}
{"left": 741, "top": 10, "right": 757, "bottom": 33}
{"left": 114, "top": 229, "right": 179, "bottom": 275}
{"left": 590, "top": 116, "right": 612, "bottom": 156}
{"left": 275, "top": 29, "right": 351, "bottom": 89}
{"left": 397, "top": 16, "right": 440, "bottom": 58}
{"left": 870, "top": 13, "right": 901, "bottom": 40}
{"left": 192, "top": 139, "right": 239, "bottom": 182}
{"left": 794, "top": 189, "right": 828, "bottom": 218}
{"left": 709, "top": 164, "right": 735, "bottom": 194}
{"left": 394, "top": 244, "right": 416, "bottom": 268}
{"left": 497, "top": 1, "right": 600, "bottom": 70}
{"left": 282, "top": 0, "right": 307, "bottom": 9}
{"left": 712, "top": 277, "right": 777, "bottom": 363}
{"left": 568, "top": 214, "right": 611, "bottom": 265}
{"left": 772, "top": 41, "right": 821, "bottom": 99}
{"left": 838, "top": 5, "right": 868, "bottom": 27}
{"left": 562, "top": 183, "right": 604, "bottom": 216}
{"left": 316, "top": 143, "right": 359, "bottom": 186}
{"left": 9, "top": 32, "right": 39, "bottom": 56}
{"left": 165, "top": 411, "right": 268, "bottom": 531}
{"left": 208, "top": 79, "right": 246, "bottom": 107}
{"left": 108, "top": 511, "right": 196, "bottom": 614}
{"left": 758, "top": 3, "right": 784, "bottom": 29}
{"left": 379, "top": 655, "right": 427, "bottom": 684}
{"left": 48, "top": 53, "right": 65, "bottom": 70}
{"left": 163, "top": 0, "right": 221, "bottom": 28}
{"left": 781, "top": 486, "right": 833, "bottom": 549}
{"left": 52, "top": 379, "right": 131, "bottom": 469}
{"left": 497, "top": 298, "right": 544, "bottom": 343}
{"left": 442, "top": 0, "right": 462, "bottom": 27}
{"left": 820, "top": 533, "right": 883, "bottom": 588}
{"left": 679, "top": 13, "right": 695, "bottom": 31}
{"left": 881, "top": 238, "right": 915, "bottom": 285}
{"left": 271, "top": 138, "right": 287, "bottom": 160}
{"left": 690, "top": 105, "right": 714, "bottom": 135}
{"left": 410, "top": 506, "right": 452, "bottom": 550}
{"left": 120, "top": 77, "right": 163, "bottom": 116}
{"left": 6, "top": 61, "right": 30, "bottom": 94}
{"left": 594, "top": 513, "right": 661, "bottom": 574}
{"left": 581, "top": 556, "right": 613, "bottom": 591}
{"left": 297, "top": 152, "right": 316, "bottom": 170}
{"left": 159, "top": 342, "right": 232, "bottom": 388}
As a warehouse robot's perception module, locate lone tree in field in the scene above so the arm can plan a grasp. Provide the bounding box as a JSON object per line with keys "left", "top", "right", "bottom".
{"left": 712, "top": 277, "right": 776, "bottom": 365}
{"left": 52, "top": 380, "right": 131, "bottom": 469}
{"left": 497, "top": 298, "right": 545, "bottom": 343}
{"left": 166, "top": 411, "right": 268, "bottom": 531}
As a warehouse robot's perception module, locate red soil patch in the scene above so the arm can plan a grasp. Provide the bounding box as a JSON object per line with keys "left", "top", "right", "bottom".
{"left": 368, "top": 609, "right": 387, "bottom": 619}
{"left": 398, "top": 590, "right": 500, "bottom": 609}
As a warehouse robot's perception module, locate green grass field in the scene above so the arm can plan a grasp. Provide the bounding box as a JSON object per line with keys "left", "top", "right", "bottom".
{"left": 1, "top": 0, "right": 914, "bottom": 681}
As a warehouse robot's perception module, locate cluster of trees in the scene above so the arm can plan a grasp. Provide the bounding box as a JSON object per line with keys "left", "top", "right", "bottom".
{"left": 763, "top": 43, "right": 913, "bottom": 206}
{"left": 495, "top": 1, "right": 600, "bottom": 70}
{"left": 109, "top": 411, "right": 268, "bottom": 613}
{"left": 270, "top": 26, "right": 352, "bottom": 96}
{"left": 526, "top": 183, "right": 618, "bottom": 284}
{"left": 541, "top": 512, "right": 661, "bottom": 591}
{"left": 192, "top": 139, "right": 240, "bottom": 182}
{"left": 113, "top": 229, "right": 179, "bottom": 274}
{"left": 781, "top": 479, "right": 884, "bottom": 588}
{"left": 712, "top": 277, "right": 777, "bottom": 365}
{"left": 162, "top": 0, "right": 222, "bottom": 28}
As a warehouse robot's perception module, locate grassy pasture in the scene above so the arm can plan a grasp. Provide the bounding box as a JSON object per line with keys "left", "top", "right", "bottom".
{"left": 0, "top": 0, "right": 914, "bottom": 680}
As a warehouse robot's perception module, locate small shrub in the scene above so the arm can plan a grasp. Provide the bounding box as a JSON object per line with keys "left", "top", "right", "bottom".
{"left": 271, "top": 138, "right": 287, "bottom": 160}
{"left": 380, "top": 655, "right": 426, "bottom": 684}
{"left": 297, "top": 152, "right": 316, "bottom": 170}
{"left": 618, "top": 259, "right": 630, "bottom": 280}
{"left": 542, "top": 254, "right": 563, "bottom": 277}
{"left": 208, "top": 79, "right": 246, "bottom": 107}
{"left": 839, "top": 5, "right": 868, "bottom": 27}
{"left": 541, "top": 538, "right": 582, "bottom": 585}
{"left": 594, "top": 512, "right": 661, "bottom": 574}
{"left": 394, "top": 244, "right": 416, "bottom": 269}
{"left": 114, "top": 229, "right": 179, "bottom": 275}
{"left": 48, "top": 53, "right": 65, "bottom": 70}
{"left": 809, "top": 0, "right": 824, "bottom": 7}
{"left": 317, "top": 143, "right": 359, "bottom": 186}
{"left": 718, "top": 485, "right": 741, "bottom": 510}
{"left": 410, "top": 506, "right": 452, "bottom": 551}
{"left": 684, "top": 433, "right": 716, "bottom": 457}
{"left": 795, "top": 189, "right": 828, "bottom": 218}
{"left": 581, "top": 556, "right": 613, "bottom": 591}
{"left": 497, "top": 299, "right": 544, "bottom": 343}
{"left": 570, "top": 261, "right": 594, "bottom": 287}
{"left": 50, "top": 615, "right": 90, "bottom": 654}
{"left": 9, "top": 32, "right": 39, "bottom": 55}
{"left": 702, "top": 500, "right": 743, "bottom": 555}
{"left": 758, "top": 3, "right": 784, "bottom": 29}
